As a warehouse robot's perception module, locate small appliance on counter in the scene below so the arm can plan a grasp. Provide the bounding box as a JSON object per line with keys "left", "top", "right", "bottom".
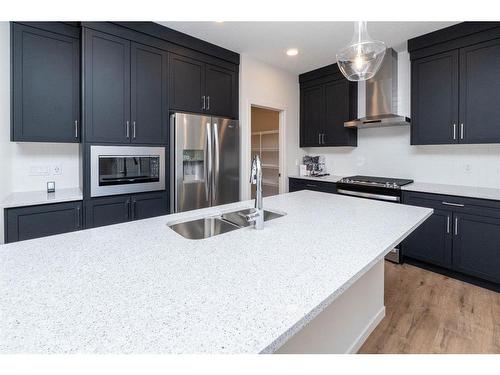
{"left": 300, "top": 155, "right": 329, "bottom": 177}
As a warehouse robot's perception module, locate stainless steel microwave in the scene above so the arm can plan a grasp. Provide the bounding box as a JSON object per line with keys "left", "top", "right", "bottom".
{"left": 90, "top": 146, "right": 165, "bottom": 197}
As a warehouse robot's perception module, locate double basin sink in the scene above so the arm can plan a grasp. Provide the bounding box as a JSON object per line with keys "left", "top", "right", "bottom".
{"left": 168, "top": 208, "right": 286, "bottom": 240}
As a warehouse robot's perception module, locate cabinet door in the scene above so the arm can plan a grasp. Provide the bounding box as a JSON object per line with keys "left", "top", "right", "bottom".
{"left": 130, "top": 43, "right": 168, "bottom": 144}
{"left": 5, "top": 201, "right": 82, "bottom": 243}
{"left": 324, "top": 79, "right": 357, "bottom": 146}
{"left": 411, "top": 50, "right": 459, "bottom": 145}
{"left": 84, "top": 29, "right": 131, "bottom": 143}
{"left": 169, "top": 54, "right": 205, "bottom": 113}
{"left": 85, "top": 195, "right": 131, "bottom": 228}
{"left": 11, "top": 23, "right": 80, "bottom": 142}
{"left": 205, "top": 64, "right": 237, "bottom": 118}
{"left": 131, "top": 191, "right": 168, "bottom": 220}
{"left": 402, "top": 208, "right": 453, "bottom": 268}
{"left": 459, "top": 38, "right": 500, "bottom": 144}
{"left": 453, "top": 213, "right": 500, "bottom": 283}
{"left": 300, "top": 85, "right": 324, "bottom": 147}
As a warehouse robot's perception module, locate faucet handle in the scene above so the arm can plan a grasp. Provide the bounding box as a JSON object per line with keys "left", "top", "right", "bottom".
{"left": 238, "top": 209, "right": 261, "bottom": 223}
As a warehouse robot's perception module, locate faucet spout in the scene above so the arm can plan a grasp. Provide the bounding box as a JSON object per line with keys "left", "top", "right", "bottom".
{"left": 249, "top": 155, "right": 264, "bottom": 230}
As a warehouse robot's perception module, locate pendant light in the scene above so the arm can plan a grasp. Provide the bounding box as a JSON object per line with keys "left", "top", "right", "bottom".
{"left": 336, "top": 21, "right": 386, "bottom": 81}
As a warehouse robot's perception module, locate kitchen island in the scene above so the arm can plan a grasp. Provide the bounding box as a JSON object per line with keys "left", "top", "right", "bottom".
{"left": 0, "top": 191, "right": 432, "bottom": 353}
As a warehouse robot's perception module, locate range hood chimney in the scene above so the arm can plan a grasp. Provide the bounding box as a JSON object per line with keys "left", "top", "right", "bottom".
{"left": 344, "top": 48, "right": 410, "bottom": 129}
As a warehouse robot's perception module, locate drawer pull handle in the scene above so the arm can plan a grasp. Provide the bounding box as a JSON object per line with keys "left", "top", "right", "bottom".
{"left": 306, "top": 184, "right": 318, "bottom": 188}
{"left": 442, "top": 201, "right": 465, "bottom": 207}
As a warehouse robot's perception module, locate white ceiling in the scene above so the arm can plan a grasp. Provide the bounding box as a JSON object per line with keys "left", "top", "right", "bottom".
{"left": 158, "top": 21, "right": 457, "bottom": 75}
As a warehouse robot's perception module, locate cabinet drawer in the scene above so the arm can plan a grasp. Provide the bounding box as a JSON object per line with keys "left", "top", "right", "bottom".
{"left": 402, "top": 191, "right": 500, "bottom": 218}
{"left": 5, "top": 201, "right": 83, "bottom": 243}
{"left": 289, "top": 178, "right": 337, "bottom": 194}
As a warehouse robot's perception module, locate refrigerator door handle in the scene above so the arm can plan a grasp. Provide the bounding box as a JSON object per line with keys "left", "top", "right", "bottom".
{"left": 205, "top": 122, "right": 212, "bottom": 203}
{"left": 213, "top": 121, "right": 220, "bottom": 203}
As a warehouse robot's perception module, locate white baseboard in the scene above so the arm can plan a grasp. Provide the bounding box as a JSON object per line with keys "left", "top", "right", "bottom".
{"left": 346, "top": 306, "right": 386, "bottom": 354}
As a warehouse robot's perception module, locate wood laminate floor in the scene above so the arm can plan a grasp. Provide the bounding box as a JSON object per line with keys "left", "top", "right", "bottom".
{"left": 358, "top": 262, "right": 500, "bottom": 354}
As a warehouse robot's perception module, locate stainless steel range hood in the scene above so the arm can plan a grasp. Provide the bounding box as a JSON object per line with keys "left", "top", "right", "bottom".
{"left": 344, "top": 48, "right": 410, "bottom": 129}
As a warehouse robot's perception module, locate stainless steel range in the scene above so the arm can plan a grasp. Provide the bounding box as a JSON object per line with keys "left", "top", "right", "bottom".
{"left": 336, "top": 175, "right": 414, "bottom": 263}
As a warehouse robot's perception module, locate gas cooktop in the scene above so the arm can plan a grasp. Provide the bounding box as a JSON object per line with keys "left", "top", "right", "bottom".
{"left": 338, "top": 175, "right": 414, "bottom": 189}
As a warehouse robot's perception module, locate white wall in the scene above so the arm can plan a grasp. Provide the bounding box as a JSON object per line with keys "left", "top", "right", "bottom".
{"left": 301, "top": 51, "right": 500, "bottom": 189}
{"left": 0, "top": 22, "right": 80, "bottom": 195}
{"left": 239, "top": 54, "right": 300, "bottom": 199}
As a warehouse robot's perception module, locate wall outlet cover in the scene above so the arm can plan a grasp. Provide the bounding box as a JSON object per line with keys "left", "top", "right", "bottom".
{"left": 52, "top": 164, "right": 63, "bottom": 175}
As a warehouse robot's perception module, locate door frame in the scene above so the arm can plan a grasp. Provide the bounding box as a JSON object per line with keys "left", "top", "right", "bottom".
{"left": 243, "top": 100, "right": 286, "bottom": 200}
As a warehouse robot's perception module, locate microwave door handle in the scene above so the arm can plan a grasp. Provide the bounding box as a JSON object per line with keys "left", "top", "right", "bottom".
{"left": 213, "top": 121, "right": 219, "bottom": 203}
{"left": 205, "top": 122, "right": 212, "bottom": 204}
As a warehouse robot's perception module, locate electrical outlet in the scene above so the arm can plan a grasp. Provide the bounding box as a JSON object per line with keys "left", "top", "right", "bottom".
{"left": 29, "top": 165, "right": 49, "bottom": 176}
{"left": 464, "top": 163, "right": 472, "bottom": 174}
{"left": 52, "top": 164, "right": 63, "bottom": 175}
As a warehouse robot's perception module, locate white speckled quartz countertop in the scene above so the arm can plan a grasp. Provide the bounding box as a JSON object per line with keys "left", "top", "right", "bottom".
{"left": 0, "top": 191, "right": 432, "bottom": 353}
{"left": 1, "top": 188, "right": 83, "bottom": 209}
{"left": 401, "top": 181, "right": 500, "bottom": 201}
{"left": 288, "top": 174, "right": 344, "bottom": 183}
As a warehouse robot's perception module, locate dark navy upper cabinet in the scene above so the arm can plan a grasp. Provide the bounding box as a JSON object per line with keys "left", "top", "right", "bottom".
{"left": 453, "top": 213, "right": 500, "bottom": 284}
{"left": 300, "top": 86, "right": 324, "bottom": 147}
{"left": 5, "top": 201, "right": 83, "bottom": 243}
{"left": 299, "top": 63, "right": 357, "bottom": 148}
{"left": 130, "top": 42, "right": 168, "bottom": 144}
{"left": 84, "top": 29, "right": 131, "bottom": 143}
{"left": 459, "top": 38, "right": 500, "bottom": 144}
{"left": 411, "top": 51, "right": 459, "bottom": 145}
{"left": 205, "top": 64, "right": 237, "bottom": 118}
{"left": 409, "top": 23, "right": 500, "bottom": 145}
{"left": 169, "top": 53, "right": 237, "bottom": 118}
{"left": 169, "top": 54, "right": 205, "bottom": 114}
{"left": 11, "top": 23, "right": 80, "bottom": 143}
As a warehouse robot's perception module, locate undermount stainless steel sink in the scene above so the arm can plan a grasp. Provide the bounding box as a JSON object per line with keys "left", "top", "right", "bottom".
{"left": 168, "top": 217, "right": 240, "bottom": 240}
{"left": 167, "top": 208, "right": 286, "bottom": 239}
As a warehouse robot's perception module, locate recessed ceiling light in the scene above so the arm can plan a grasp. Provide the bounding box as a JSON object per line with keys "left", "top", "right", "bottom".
{"left": 286, "top": 48, "right": 299, "bottom": 56}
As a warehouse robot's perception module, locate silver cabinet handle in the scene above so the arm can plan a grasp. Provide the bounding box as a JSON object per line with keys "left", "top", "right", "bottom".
{"left": 322, "top": 133, "right": 326, "bottom": 144}
{"left": 202, "top": 96, "right": 206, "bottom": 110}
{"left": 460, "top": 123, "right": 464, "bottom": 140}
{"left": 76, "top": 206, "right": 81, "bottom": 228}
{"left": 126, "top": 121, "right": 130, "bottom": 138}
{"left": 442, "top": 201, "right": 465, "bottom": 207}
{"left": 133, "top": 121, "right": 136, "bottom": 139}
{"left": 306, "top": 183, "right": 318, "bottom": 188}
{"left": 132, "top": 199, "right": 137, "bottom": 219}
{"left": 453, "top": 123, "right": 457, "bottom": 140}
{"left": 318, "top": 133, "right": 321, "bottom": 144}
{"left": 454, "top": 217, "right": 459, "bottom": 235}
{"left": 207, "top": 96, "right": 210, "bottom": 110}
{"left": 446, "top": 215, "right": 450, "bottom": 234}
{"left": 126, "top": 199, "right": 130, "bottom": 218}
{"left": 74, "top": 120, "right": 78, "bottom": 139}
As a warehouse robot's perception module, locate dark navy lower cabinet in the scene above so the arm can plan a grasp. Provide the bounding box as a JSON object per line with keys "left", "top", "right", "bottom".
{"left": 5, "top": 201, "right": 83, "bottom": 243}
{"left": 288, "top": 178, "right": 337, "bottom": 194}
{"left": 85, "top": 195, "right": 132, "bottom": 228}
{"left": 402, "top": 191, "right": 500, "bottom": 287}
{"left": 452, "top": 213, "right": 500, "bottom": 284}
{"left": 131, "top": 192, "right": 168, "bottom": 220}
{"left": 86, "top": 191, "right": 168, "bottom": 228}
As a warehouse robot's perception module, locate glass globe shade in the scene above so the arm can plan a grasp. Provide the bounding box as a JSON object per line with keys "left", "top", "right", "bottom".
{"left": 336, "top": 22, "right": 386, "bottom": 81}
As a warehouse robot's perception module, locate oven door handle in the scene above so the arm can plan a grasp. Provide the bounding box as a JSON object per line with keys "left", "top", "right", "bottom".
{"left": 337, "top": 189, "right": 401, "bottom": 202}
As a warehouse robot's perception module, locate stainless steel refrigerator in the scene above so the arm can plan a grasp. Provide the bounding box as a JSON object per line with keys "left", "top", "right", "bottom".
{"left": 171, "top": 112, "right": 240, "bottom": 212}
